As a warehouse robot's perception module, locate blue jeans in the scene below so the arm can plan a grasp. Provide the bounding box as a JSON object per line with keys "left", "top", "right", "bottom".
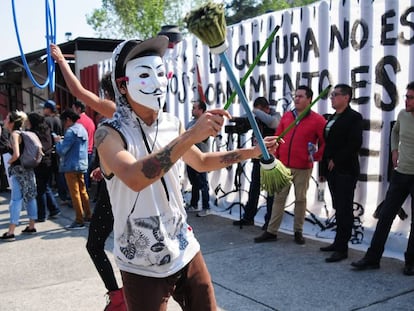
{"left": 9, "top": 175, "right": 37, "bottom": 225}
{"left": 57, "top": 171, "right": 69, "bottom": 201}
{"left": 35, "top": 166, "right": 61, "bottom": 220}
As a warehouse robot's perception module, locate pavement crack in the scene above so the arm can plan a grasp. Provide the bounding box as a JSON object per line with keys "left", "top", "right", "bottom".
{"left": 212, "top": 281, "right": 280, "bottom": 311}
{"left": 350, "top": 287, "right": 414, "bottom": 310}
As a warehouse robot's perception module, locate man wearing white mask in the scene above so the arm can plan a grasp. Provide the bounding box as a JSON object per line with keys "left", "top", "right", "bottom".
{"left": 95, "top": 36, "right": 279, "bottom": 311}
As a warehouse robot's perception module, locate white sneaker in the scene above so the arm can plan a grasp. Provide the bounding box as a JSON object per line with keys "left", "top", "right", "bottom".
{"left": 197, "top": 209, "right": 212, "bottom": 217}
{"left": 186, "top": 206, "right": 202, "bottom": 212}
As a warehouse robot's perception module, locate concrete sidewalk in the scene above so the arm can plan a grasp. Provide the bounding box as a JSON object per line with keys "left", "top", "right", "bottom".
{"left": 0, "top": 190, "right": 413, "bottom": 311}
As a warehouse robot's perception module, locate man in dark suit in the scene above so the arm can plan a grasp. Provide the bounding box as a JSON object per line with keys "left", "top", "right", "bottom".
{"left": 319, "top": 84, "right": 363, "bottom": 262}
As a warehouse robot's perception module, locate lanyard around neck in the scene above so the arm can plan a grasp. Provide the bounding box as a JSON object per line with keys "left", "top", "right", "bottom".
{"left": 137, "top": 119, "right": 169, "bottom": 202}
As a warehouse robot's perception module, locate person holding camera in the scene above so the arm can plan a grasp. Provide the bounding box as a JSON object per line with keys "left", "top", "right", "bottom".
{"left": 254, "top": 85, "right": 326, "bottom": 244}
{"left": 233, "top": 96, "right": 280, "bottom": 228}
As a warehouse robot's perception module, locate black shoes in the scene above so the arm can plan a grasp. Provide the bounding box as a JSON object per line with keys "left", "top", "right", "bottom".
{"left": 65, "top": 222, "right": 86, "bottom": 230}
{"left": 403, "top": 264, "right": 414, "bottom": 276}
{"left": 48, "top": 211, "right": 61, "bottom": 219}
{"left": 254, "top": 231, "right": 277, "bottom": 243}
{"left": 254, "top": 231, "right": 303, "bottom": 244}
{"left": 233, "top": 219, "right": 254, "bottom": 226}
{"left": 22, "top": 226, "right": 37, "bottom": 234}
{"left": 351, "top": 257, "right": 380, "bottom": 270}
{"left": 294, "top": 231, "right": 305, "bottom": 245}
{"left": 325, "top": 251, "right": 348, "bottom": 263}
{"left": 0, "top": 232, "right": 15, "bottom": 242}
{"left": 320, "top": 244, "right": 336, "bottom": 252}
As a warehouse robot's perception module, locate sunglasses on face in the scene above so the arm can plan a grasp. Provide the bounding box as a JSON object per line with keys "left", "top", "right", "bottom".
{"left": 330, "top": 92, "right": 344, "bottom": 98}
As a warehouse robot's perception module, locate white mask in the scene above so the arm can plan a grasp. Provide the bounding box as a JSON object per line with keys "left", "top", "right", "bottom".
{"left": 124, "top": 56, "right": 167, "bottom": 111}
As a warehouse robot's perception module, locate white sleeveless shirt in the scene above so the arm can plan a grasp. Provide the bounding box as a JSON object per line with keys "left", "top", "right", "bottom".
{"left": 104, "top": 107, "right": 200, "bottom": 278}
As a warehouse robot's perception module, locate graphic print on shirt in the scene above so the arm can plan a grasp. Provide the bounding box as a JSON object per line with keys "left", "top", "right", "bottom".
{"left": 118, "top": 214, "right": 188, "bottom": 266}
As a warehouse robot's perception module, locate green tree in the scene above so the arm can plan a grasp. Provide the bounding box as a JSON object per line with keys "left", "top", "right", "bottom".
{"left": 86, "top": 0, "right": 206, "bottom": 39}
{"left": 87, "top": 0, "right": 173, "bottom": 39}
{"left": 87, "top": 0, "right": 319, "bottom": 39}
{"left": 224, "top": 0, "right": 319, "bottom": 25}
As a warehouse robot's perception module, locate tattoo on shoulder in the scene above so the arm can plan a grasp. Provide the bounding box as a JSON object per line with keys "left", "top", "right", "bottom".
{"left": 95, "top": 127, "right": 110, "bottom": 148}
{"left": 220, "top": 151, "right": 241, "bottom": 165}
{"left": 142, "top": 142, "right": 176, "bottom": 179}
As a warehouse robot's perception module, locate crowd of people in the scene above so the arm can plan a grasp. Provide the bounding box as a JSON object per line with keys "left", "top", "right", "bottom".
{"left": 0, "top": 33, "right": 413, "bottom": 311}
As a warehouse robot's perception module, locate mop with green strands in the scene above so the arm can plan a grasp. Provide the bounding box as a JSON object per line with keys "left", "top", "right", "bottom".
{"left": 184, "top": 2, "right": 291, "bottom": 194}
{"left": 260, "top": 85, "right": 332, "bottom": 193}
{"left": 223, "top": 25, "right": 280, "bottom": 110}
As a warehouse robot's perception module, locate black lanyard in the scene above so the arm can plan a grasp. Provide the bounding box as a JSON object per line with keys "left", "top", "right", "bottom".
{"left": 137, "top": 119, "right": 169, "bottom": 202}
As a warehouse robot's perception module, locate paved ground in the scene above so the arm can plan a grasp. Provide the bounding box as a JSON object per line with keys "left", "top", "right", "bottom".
{"left": 0, "top": 190, "right": 414, "bottom": 311}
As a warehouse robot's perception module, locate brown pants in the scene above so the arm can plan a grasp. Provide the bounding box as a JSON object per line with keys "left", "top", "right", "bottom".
{"left": 121, "top": 251, "right": 217, "bottom": 311}
{"left": 64, "top": 172, "right": 91, "bottom": 224}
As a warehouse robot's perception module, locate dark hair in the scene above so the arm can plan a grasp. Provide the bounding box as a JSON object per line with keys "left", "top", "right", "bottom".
{"left": 60, "top": 110, "right": 80, "bottom": 122}
{"left": 198, "top": 101, "right": 207, "bottom": 112}
{"left": 100, "top": 72, "right": 115, "bottom": 100}
{"left": 407, "top": 81, "right": 414, "bottom": 91}
{"left": 269, "top": 99, "right": 277, "bottom": 106}
{"left": 253, "top": 96, "right": 269, "bottom": 108}
{"left": 296, "top": 85, "right": 313, "bottom": 99}
{"left": 8, "top": 111, "right": 27, "bottom": 131}
{"left": 334, "top": 84, "right": 353, "bottom": 103}
{"left": 70, "top": 101, "right": 86, "bottom": 113}
{"left": 28, "top": 112, "right": 49, "bottom": 134}
{"left": 28, "top": 112, "right": 52, "bottom": 157}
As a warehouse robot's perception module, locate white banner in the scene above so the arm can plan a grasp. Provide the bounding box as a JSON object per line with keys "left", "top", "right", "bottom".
{"left": 101, "top": 0, "right": 414, "bottom": 257}
{"left": 165, "top": 0, "right": 414, "bottom": 256}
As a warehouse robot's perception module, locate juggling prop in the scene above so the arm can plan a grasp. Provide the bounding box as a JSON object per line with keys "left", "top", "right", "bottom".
{"left": 12, "top": 0, "right": 56, "bottom": 92}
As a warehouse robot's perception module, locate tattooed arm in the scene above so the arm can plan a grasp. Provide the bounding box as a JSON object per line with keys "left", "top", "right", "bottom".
{"left": 182, "top": 135, "right": 279, "bottom": 173}
{"left": 182, "top": 112, "right": 279, "bottom": 172}
{"left": 95, "top": 109, "right": 231, "bottom": 192}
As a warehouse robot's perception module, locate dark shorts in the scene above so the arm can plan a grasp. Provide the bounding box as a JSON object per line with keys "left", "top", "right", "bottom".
{"left": 121, "top": 251, "right": 217, "bottom": 311}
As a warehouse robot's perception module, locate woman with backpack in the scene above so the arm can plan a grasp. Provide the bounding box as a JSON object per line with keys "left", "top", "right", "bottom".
{"left": 27, "top": 112, "right": 61, "bottom": 222}
{"left": 0, "top": 111, "right": 38, "bottom": 241}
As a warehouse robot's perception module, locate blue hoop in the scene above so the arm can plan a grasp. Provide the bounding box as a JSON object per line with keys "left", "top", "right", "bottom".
{"left": 11, "top": 0, "right": 56, "bottom": 92}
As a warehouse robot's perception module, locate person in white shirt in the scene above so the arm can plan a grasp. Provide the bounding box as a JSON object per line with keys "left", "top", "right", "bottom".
{"left": 95, "top": 36, "right": 279, "bottom": 310}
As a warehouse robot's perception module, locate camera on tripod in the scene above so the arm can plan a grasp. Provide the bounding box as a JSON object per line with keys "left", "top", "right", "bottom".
{"left": 225, "top": 117, "right": 251, "bottom": 134}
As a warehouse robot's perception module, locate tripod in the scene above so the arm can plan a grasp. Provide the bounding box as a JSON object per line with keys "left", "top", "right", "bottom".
{"left": 214, "top": 132, "right": 249, "bottom": 228}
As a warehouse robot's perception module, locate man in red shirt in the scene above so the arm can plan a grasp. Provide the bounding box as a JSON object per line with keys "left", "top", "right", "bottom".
{"left": 254, "top": 85, "right": 326, "bottom": 245}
